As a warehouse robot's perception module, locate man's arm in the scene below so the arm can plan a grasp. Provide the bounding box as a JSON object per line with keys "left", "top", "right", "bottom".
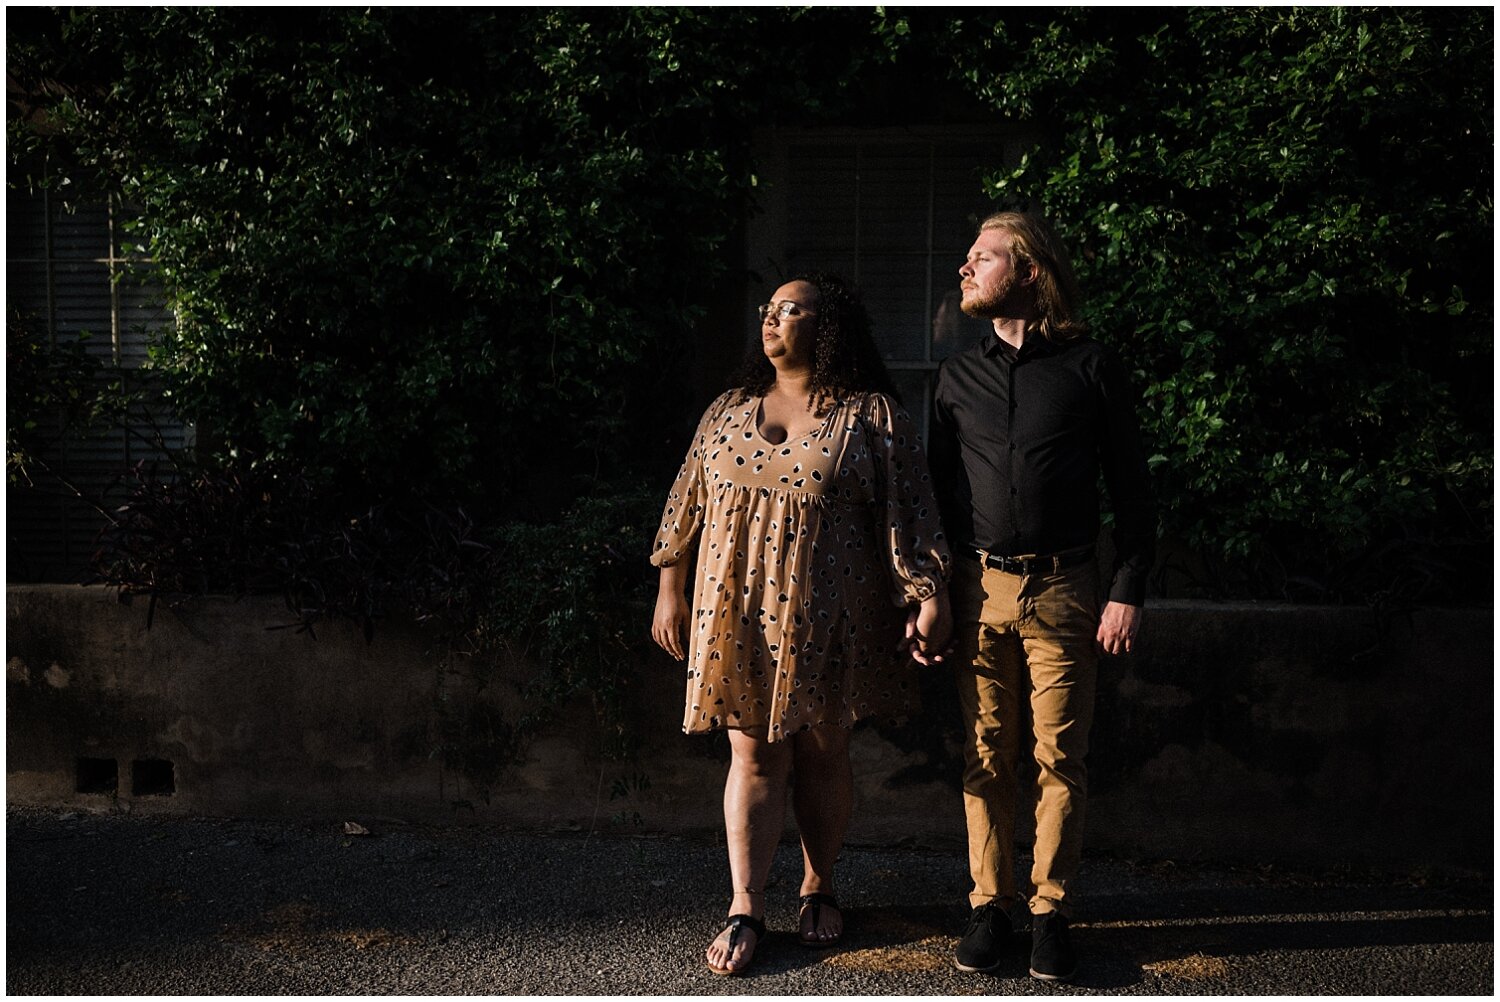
{"left": 1095, "top": 348, "right": 1156, "bottom": 604}
{"left": 1095, "top": 348, "right": 1156, "bottom": 652}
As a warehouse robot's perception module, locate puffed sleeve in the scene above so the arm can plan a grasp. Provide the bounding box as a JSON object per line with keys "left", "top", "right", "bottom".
{"left": 650, "top": 391, "right": 736, "bottom": 568}
{"left": 860, "top": 393, "right": 953, "bottom": 606}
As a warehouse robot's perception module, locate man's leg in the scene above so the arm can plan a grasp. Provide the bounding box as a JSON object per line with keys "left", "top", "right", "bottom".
{"left": 951, "top": 560, "right": 1027, "bottom": 909}
{"left": 1017, "top": 563, "right": 1100, "bottom": 983}
{"left": 1020, "top": 562, "right": 1101, "bottom": 917}
{"left": 956, "top": 647, "right": 1026, "bottom": 908}
{"left": 951, "top": 561, "right": 1027, "bottom": 973}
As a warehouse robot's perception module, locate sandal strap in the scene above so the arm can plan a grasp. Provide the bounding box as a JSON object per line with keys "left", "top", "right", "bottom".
{"left": 722, "top": 912, "right": 766, "bottom": 949}
{"left": 797, "top": 893, "right": 844, "bottom": 947}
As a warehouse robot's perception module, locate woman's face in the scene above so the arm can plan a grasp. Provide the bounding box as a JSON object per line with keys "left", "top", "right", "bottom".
{"left": 760, "top": 280, "right": 819, "bottom": 370}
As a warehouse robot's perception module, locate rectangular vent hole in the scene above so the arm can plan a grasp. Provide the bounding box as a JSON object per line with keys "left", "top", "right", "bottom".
{"left": 131, "top": 759, "right": 175, "bottom": 797}
{"left": 76, "top": 757, "right": 118, "bottom": 794}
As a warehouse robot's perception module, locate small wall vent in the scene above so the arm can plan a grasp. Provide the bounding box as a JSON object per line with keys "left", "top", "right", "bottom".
{"left": 75, "top": 757, "right": 118, "bottom": 794}
{"left": 131, "top": 759, "right": 176, "bottom": 796}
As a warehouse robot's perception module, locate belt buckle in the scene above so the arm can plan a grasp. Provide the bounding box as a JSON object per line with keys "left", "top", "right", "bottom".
{"left": 976, "top": 548, "right": 1044, "bottom": 575}
{"left": 978, "top": 550, "right": 1022, "bottom": 575}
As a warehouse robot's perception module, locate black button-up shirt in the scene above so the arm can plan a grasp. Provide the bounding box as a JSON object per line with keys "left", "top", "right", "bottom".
{"left": 929, "top": 332, "right": 1156, "bottom": 606}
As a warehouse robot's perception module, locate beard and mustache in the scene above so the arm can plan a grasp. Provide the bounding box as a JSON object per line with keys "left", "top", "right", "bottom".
{"left": 960, "top": 269, "right": 1029, "bottom": 320}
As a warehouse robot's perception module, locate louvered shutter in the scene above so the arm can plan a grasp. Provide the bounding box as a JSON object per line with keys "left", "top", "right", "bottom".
{"left": 749, "top": 130, "right": 1015, "bottom": 437}
{"left": 7, "top": 181, "right": 184, "bottom": 583}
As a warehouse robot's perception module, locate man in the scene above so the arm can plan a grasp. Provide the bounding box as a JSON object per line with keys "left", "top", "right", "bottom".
{"left": 925, "top": 211, "right": 1155, "bottom": 981}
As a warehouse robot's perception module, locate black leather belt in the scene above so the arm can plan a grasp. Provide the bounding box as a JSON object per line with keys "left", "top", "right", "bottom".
{"left": 969, "top": 546, "right": 1094, "bottom": 576}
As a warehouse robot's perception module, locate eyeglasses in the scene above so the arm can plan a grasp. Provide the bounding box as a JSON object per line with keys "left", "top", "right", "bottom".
{"left": 757, "top": 301, "right": 817, "bottom": 322}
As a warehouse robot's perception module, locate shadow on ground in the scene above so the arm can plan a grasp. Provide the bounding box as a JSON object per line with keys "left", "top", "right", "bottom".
{"left": 7, "top": 807, "right": 1492, "bottom": 995}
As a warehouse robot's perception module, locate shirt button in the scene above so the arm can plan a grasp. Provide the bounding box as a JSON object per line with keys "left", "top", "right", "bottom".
{"left": 1009, "top": 443, "right": 1017, "bottom": 452}
{"left": 1010, "top": 487, "right": 1018, "bottom": 496}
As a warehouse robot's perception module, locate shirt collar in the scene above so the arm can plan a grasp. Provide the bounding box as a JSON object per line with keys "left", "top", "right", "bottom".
{"left": 982, "top": 328, "right": 1057, "bottom": 361}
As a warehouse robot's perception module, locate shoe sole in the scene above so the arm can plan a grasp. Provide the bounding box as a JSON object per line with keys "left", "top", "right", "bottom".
{"left": 954, "top": 958, "right": 1005, "bottom": 974}
{"left": 1029, "top": 966, "right": 1076, "bottom": 982}
{"left": 799, "top": 937, "right": 842, "bottom": 949}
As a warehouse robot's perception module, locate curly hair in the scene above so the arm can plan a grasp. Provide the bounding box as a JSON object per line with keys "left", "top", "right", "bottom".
{"left": 733, "top": 271, "right": 899, "bottom": 413}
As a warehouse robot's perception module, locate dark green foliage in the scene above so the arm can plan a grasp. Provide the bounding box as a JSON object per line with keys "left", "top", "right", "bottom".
{"left": 479, "top": 487, "right": 661, "bottom": 758}
{"left": 936, "top": 8, "right": 1492, "bottom": 599}
{"left": 6, "top": 309, "right": 108, "bottom": 486}
{"left": 8, "top": 8, "right": 876, "bottom": 507}
{"left": 94, "top": 458, "right": 492, "bottom": 630}
{"left": 9, "top": 7, "right": 1492, "bottom": 636}
{"left": 8, "top": 7, "right": 889, "bottom": 760}
{"left": 95, "top": 455, "right": 658, "bottom": 752}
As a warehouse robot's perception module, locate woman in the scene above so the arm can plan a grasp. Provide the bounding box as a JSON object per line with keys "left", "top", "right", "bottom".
{"left": 650, "top": 273, "right": 952, "bottom": 975}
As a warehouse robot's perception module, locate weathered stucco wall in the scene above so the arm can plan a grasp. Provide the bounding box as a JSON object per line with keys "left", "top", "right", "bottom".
{"left": 6, "top": 585, "right": 1491, "bottom": 870}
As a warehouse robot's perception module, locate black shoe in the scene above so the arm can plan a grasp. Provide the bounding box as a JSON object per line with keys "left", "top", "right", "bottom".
{"left": 1029, "top": 911, "right": 1077, "bottom": 982}
{"left": 954, "top": 902, "right": 1011, "bottom": 973}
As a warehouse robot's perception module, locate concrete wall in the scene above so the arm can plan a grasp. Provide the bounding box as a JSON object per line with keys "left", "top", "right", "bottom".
{"left": 6, "top": 584, "right": 1491, "bottom": 870}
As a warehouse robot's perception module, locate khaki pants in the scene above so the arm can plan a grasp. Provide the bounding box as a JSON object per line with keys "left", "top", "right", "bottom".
{"left": 951, "top": 555, "right": 1100, "bottom": 916}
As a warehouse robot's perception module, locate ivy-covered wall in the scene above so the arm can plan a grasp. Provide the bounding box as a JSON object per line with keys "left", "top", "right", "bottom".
{"left": 945, "top": 9, "right": 1491, "bottom": 600}
{"left": 7, "top": 10, "right": 1490, "bottom": 664}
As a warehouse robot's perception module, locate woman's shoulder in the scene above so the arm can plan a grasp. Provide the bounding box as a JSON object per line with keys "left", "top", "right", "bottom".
{"left": 699, "top": 388, "right": 752, "bottom": 423}
{"left": 710, "top": 387, "right": 748, "bottom": 409}
{"left": 842, "top": 390, "right": 908, "bottom": 424}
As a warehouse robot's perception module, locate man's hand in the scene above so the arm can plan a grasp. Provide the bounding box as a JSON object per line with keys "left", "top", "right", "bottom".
{"left": 1096, "top": 601, "right": 1142, "bottom": 655}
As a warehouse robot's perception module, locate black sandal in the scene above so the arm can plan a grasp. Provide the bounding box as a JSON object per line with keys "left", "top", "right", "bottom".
{"left": 798, "top": 892, "right": 843, "bottom": 947}
{"left": 707, "top": 913, "right": 766, "bottom": 976}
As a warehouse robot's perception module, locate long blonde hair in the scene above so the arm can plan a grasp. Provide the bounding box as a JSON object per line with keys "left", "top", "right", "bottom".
{"left": 980, "top": 211, "right": 1086, "bottom": 342}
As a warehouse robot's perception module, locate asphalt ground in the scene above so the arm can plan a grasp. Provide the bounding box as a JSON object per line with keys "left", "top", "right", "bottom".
{"left": 5, "top": 805, "right": 1492, "bottom": 996}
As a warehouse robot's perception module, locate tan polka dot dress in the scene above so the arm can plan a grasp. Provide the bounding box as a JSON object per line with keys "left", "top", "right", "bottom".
{"left": 652, "top": 389, "right": 951, "bottom": 742}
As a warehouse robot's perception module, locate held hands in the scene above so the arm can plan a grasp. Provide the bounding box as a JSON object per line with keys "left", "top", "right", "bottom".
{"left": 1096, "top": 600, "right": 1142, "bottom": 655}
{"left": 899, "top": 596, "right": 1141, "bottom": 662}
{"left": 900, "top": 592, "right": 953, "bottom": 666}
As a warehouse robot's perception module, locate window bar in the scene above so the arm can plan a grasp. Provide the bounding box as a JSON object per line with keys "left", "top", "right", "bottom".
{"left": 43, "top": 157, "right": 56, "bottom": 349}
{"left": 108, "top": 195, "right": 133, "bottom": 466}
{"left": 108, "top": 194, "right": 122, "bottom": 367}
{"left": 42, "top": 160, "right": 76, "bottom": 569}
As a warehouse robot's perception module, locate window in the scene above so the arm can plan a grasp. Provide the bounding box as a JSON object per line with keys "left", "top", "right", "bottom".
{"left": 7, "top": 174, "right": 184, "bottom": 582}
{"left": 746, "top": 127, "right": 1022, "bottom": 435}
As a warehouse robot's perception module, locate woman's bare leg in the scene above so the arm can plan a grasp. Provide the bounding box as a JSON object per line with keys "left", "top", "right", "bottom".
{"left": 792, "top": 723, "right": 852, "bottom": 942}
{"left": 707, "top": 728, "right": 793, "bottom": 972}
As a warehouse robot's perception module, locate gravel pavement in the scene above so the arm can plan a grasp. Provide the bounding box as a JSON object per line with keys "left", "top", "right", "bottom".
{"left": 6, "top": 806, "right": 1491, "bottom": 995}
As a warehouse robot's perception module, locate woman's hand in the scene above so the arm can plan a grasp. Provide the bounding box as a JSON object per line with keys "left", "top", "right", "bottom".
{"left": 651, "top": 564, "right": 691, "bottom": 661}
{"left": 901, "top": 591, "right": 952, "bottom": 666}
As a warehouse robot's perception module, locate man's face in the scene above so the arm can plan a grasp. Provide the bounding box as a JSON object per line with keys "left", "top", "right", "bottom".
{"left": 959, "top": 227, "right": 1028, "bottom": 318}
{"left": 761, "top": 280, "right": 819, "bottom": 368}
